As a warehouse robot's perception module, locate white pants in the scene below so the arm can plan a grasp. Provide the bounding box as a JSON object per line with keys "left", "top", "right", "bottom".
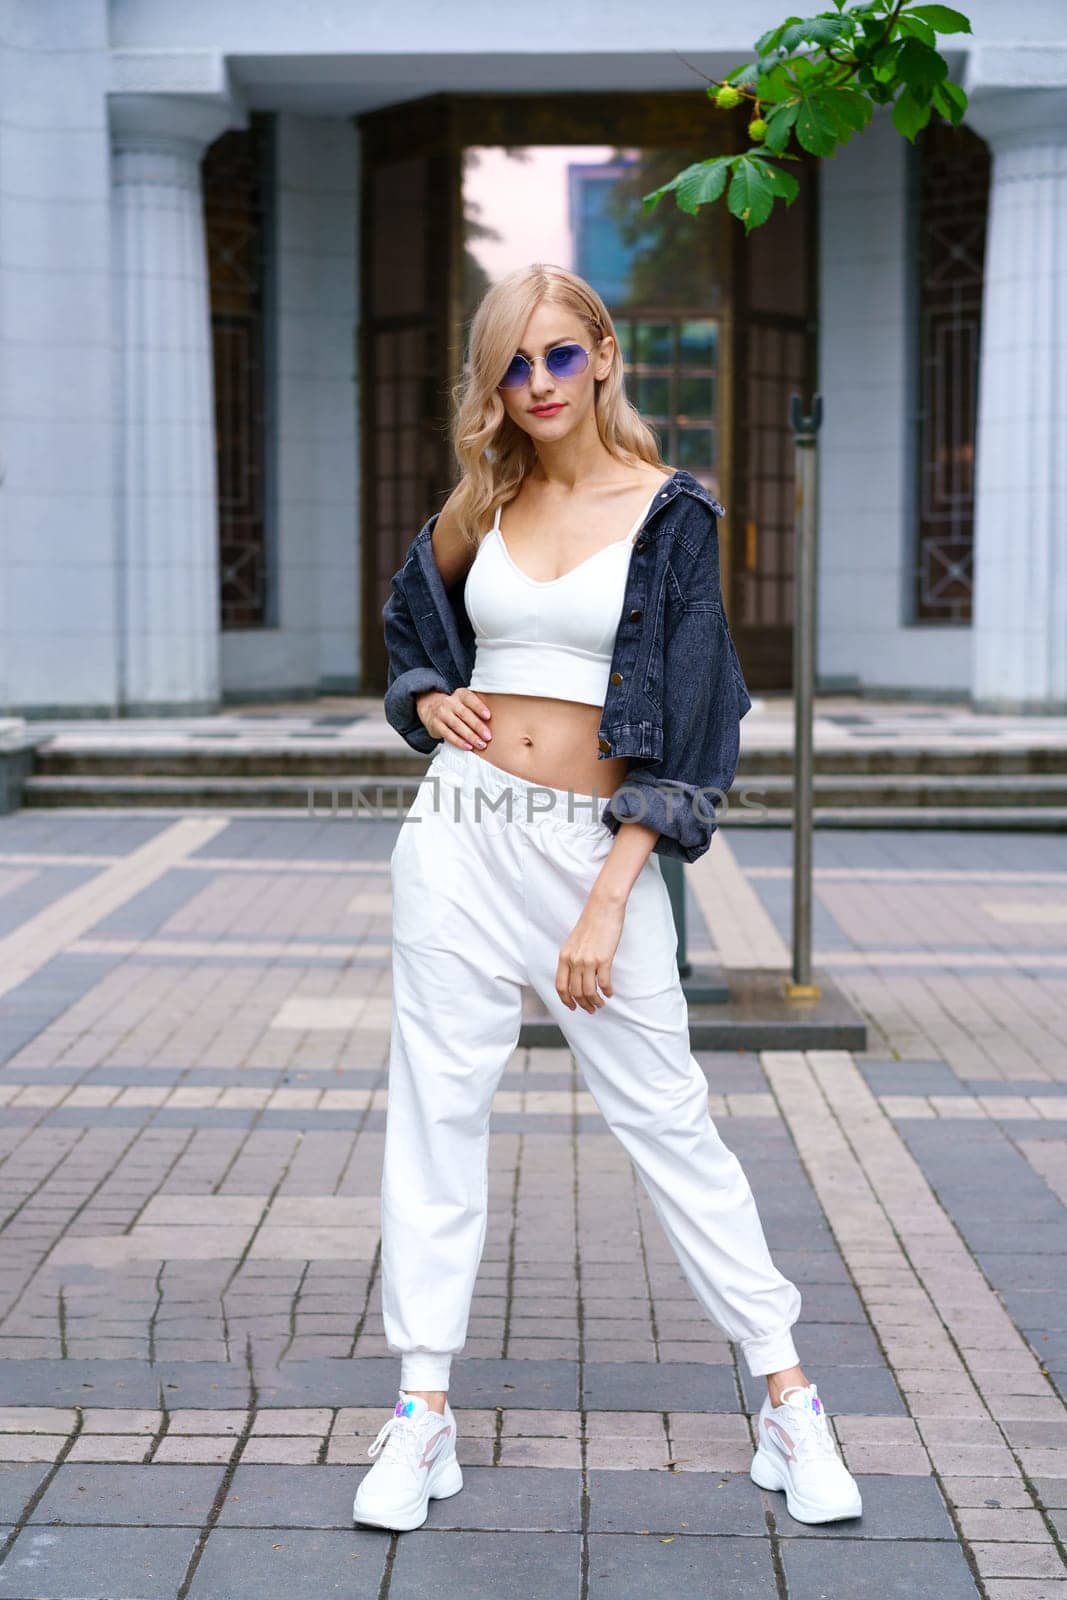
{"left": 381, "top": 740, "right": 802, "bottom": 1392}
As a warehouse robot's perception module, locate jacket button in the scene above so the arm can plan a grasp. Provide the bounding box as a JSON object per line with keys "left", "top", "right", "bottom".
{"left": 628, "top": 608, "right": 642, "bottom": 621}
{"left": 609, "top": 671, "right": 623, "bottom": 685}
{"left": 597, "top": 736, "right": 612, "bottom": 753}
{"left": 635, "top": 540, "right": 646, "bottom": 552}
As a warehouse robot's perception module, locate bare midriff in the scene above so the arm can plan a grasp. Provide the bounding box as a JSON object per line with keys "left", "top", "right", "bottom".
{"left": 470, "top": 691, "right": 631, "bottom": 800}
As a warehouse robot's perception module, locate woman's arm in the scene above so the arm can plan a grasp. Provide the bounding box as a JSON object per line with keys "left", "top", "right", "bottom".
{"left": 381, "top": 486, "right": 477, "bottom": 753}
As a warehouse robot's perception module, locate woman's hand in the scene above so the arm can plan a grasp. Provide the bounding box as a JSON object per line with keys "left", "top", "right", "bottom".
{"left": 556, "top": 897, "right": 627, "bottom": 1013}
{"left": 415, "top": 686, "right": 493, "bottom": 751}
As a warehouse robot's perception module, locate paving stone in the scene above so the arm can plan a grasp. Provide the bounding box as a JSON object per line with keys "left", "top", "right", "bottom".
{"left": 780, "top": 1536, "right": 981, "bottom": 1598}
{"left": 390, "top": 1531, "right": 580, "bottom": 1600}
{"left": 587, "top": 1533, "right": 775, "bottom": 1597}
{"left": 738, "top": 1364, "right": 906, "bottom": 1416}
{"left": 187, "top": 1526, "right": 387, "bottom": 1598}
{"left": 772, "top": 1475, "right": 953, "bottom": 1539}
{"left": 0, "top": 1524, "right": 199, "bottom": 1599}
{"left": 217, "top": 1464, "right": 363, "bottom": 1526}
{"left": 28, "top": 1463, "right": 224, "bottom": 1525}
{"left": 584, "top": 1363, "right": 738, "bottom": 1413}
{"left": 416, "top": 1466, "right": 581, "bottom": 1532}
{"left": 587, "top": 1469, "right": 767, "bottom": 1535}
{"left": 0, "top": 1463, "right": 51, "bottom": 1522}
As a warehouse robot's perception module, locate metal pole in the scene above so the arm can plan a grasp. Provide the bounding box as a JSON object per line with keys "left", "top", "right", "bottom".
{"left": 787, "top": 392, "right": 822, "bottom": 1000}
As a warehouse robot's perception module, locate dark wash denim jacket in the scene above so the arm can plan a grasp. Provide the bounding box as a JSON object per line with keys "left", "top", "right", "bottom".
{"left": 381, "top": 466, "right": 753, "bottom": 864}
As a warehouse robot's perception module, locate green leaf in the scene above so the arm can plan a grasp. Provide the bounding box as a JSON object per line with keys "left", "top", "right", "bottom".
{"left": 826, "top": 85, "right": 872, "bottom": 132}
{"left": 891, "top": 85, "right": 930, "bottom": 140}
{"left": 726, "top": 159, "right": 777, "bottom": 232}
{"left": 763, "top": 99, "right": 800, "bottom": 153}
{"left": 795, "top": 94, "right": 841, "bottom": 156}
{"left": 724, "top": 60, "right": 761, "bottom": 89}
{"left": 760, "top": 161, "right": 801, "bottom": 204}
{"left": 644, "top": 157, "right": 734, "bottom": 217}
{"left": 896, "top": 14, "right": 937, "bottom": 48}
{"left": 932, "top": 78, "right": 968, "bottom": 121}
{"left": 753, "top": 16, "right": 803, "bottom": 55}
{"left": 904, "top": 4, "right": 972, "bottom": 34}
{"left": 776, "top": 15, "right": 853, "bottom": 53}
{"left": 896, "top": 36, "right": 949, "bottom": 93}
{"left": 755, "top": 64, "right": 798, "bottom": 103}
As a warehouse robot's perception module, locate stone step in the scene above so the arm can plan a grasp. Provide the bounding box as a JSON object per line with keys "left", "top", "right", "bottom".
{"left": 18, "top": 769, "right": 1067, "bottom": 824}
{"left": 29, "top": 743, "right": 1067, "bottom": 777}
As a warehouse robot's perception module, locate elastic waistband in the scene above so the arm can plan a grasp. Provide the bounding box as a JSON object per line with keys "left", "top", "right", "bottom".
{"left": 426, "top": 742, "right": 610, "bottom": 836}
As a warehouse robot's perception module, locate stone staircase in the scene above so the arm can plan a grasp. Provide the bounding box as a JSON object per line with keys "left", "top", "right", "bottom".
{"left": 15, "top": 734, "right": 1067, "bottom": 827}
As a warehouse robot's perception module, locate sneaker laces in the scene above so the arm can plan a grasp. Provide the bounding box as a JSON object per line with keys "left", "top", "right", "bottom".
{"left": 777, "top": 1386, "right": 840, "bottom": 1465}
{"left": 367, "top": 1410, "right": 428, "bottom": 1468}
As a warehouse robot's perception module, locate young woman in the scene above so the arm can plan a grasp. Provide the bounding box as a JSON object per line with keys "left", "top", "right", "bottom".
{"left": 354, "top": 264, "right": 862, "bottom": 1533}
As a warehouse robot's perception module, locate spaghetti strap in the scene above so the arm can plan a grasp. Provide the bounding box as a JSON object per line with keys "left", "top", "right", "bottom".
{"left": 625, "top": 481, "right": 666, "bottom": 543}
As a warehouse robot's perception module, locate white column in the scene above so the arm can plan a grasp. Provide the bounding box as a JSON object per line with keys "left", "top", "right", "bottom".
{"left": 110, "top": 93, "right": 244, "bottom": 712}
{"left": 966, "top": 83, "right": 1067, "bottom": 714}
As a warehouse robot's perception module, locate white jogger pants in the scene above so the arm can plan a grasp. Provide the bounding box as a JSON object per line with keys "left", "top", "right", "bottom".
{"left": 381, "top": 740, "right": 802, "bottom": 1392}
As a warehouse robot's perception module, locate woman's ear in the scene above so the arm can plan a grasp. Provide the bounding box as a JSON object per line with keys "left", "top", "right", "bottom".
{"left": 594, "top": 334, "right": 615, "bottom": 379}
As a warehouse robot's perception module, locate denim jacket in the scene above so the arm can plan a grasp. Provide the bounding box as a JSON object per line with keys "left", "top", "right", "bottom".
{"left": 381, "top": 466, "right": 753, "bottom": 863}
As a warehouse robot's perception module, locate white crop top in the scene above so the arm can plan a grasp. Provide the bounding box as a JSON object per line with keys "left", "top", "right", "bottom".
{"left": 463, "top": 485, "right": 662, "bottom": 707}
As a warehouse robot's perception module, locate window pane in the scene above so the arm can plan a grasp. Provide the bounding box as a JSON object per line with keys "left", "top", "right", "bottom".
{"left": 678, "top": 375, "right": 715, "bottom": 420}
{"left": 679, "top": 320, "right": 718, "bottom": 367}
{"left": 634, "top": 323, "right": 674, "bottom": 366}
{"left": 677, "top": 427, "right": 716, "bottom": 470}
{"left": 636, "top": 373, "right": 671, "bottom": 417}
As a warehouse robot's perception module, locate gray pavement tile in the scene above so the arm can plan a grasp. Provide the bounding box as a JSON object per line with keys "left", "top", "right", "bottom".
{"left": 772, "top": 1475, "right": 953, "bottom": 1539}
{"left": 584, "top": 1363, "right": 739, "bottom": 1413}
{"left": 976, "top": 1254, "right": 1067, "bottom": 1290}
{"left": 963, "top": 1079, "right": 1067, "bottom": 1098}
{"left": 420, "top": 1467, "right": 581, "bottom": 1532}
{"left": 587, "top": 1532, "right": 774, "bottom": 1596}
{"left": 738, "top": 1365, "right": 905, "bottom": 1416}
{"left": 0, "top": 866, "right": 102, "bottom": 939}
{"left": 188, "top": 1527, "right": 387, "bottom": 1599}
{"left": 788, "top": 1283, "right": 869, "bottom": 1323}
{"left": 856, "top": 1061, "right": 968, "bottom": 1096}
{"left": 446, "top": 1360, "right": 579, "bottom": 1411}
{"left": 1001, "top": 1292, "right": 1067, "bottom": 1330}
{"left": 0, "top": 1359, "right": 252, "bottom": 1409}
{"left": 0, "top": 1525, "right": 199, "bottom": 1600}
{"left": 779, "top": 1535, "right": 980, "bottom": 1599}
{"left": 0, "top": 1465, "right": 51, "bottom": 1524}
{"left": 787, "top": 1323, "right": 883, "bottom": 1364}
{"left": 772, "top": 1251, "right": 852, "bottom": 1282}
{"left": 587, "top": 1469, "right": 766, "bottom": 1535}
{"left": 28, "top": 1464, "right": 225, "bottom": 1526}
{"left": 216, "top": 1466, "right": 355, "bottom": 1527}
{"left": 1034, "top": 1479, "right": 1067, "bottom": 1510}
{"left": 89, "top": 871, "right": 211, "bottom": 937}
{"left": 390, "top": 1531, "right": 580, "bottom": 1600}
{"left": 235, "top": 1360, "right": 573, "bottom": 1419}
{"left": 958, "top": 1219, "right": 1067, "bottom": 1253}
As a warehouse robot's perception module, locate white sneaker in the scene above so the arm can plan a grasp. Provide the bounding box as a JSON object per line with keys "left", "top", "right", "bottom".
{"left": 750, "top": 1382, "right": 863, "bottom": 1524}
{"left": 352, "top": 1391, "right": 463, "bottom": 1532}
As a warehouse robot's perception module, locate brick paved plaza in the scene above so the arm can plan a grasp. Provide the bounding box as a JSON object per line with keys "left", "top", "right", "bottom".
{"left": 0, "top": 801, "right": 1065, "bottom": 1597}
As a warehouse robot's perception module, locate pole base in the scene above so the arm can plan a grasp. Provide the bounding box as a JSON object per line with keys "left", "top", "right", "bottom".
{"left": 783, "top": 981, "right": 822, "bottom": 1001}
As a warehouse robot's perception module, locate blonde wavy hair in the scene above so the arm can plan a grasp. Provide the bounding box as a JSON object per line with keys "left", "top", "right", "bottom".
{"left": 448, "top": 263, "right": 666, "bottom": 549}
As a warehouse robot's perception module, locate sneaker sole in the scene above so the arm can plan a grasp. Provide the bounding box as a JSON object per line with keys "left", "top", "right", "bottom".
{"left": 353, "top": 1455, "right": 464, "bottom": 1532}
{"left": 750, "top": 1446, "right": 863, "bottom": 1524}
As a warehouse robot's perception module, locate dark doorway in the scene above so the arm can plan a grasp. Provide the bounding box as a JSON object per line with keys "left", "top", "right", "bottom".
{"left": 356, "top": 92, "right": 818, "bottom": 692}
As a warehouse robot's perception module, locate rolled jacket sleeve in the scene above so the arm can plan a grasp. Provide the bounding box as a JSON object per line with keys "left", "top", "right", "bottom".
{"left": 382, "top": 563, "right": 453, "bottom": 756}
{"left": 600, "top": 603, "right": 752, "bottom": 864}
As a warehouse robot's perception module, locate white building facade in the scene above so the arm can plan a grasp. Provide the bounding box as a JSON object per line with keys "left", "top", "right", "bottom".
{"left": 0, "top": 0, "right": 1064, "bottom": 717}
